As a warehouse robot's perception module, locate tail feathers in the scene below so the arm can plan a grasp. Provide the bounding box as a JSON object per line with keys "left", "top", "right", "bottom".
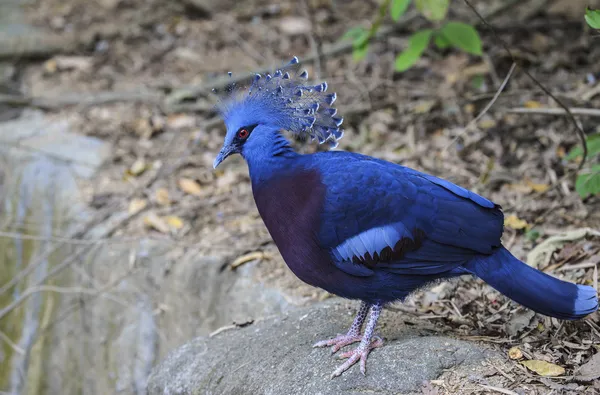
{"left": 463, "top": 247, "right": 598, "bottom": 320}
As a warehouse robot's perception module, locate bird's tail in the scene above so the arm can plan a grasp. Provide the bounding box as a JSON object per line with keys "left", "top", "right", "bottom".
{"left": 463, "top": 246, "right": 598, "bottom": 320}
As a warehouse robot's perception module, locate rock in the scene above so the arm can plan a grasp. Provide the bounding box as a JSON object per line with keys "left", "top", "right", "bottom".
{"left": 148, "top": 300, "right": 497, "bottom": 395}
{"left": 0, "top": 110, "right": 112, "bottom": 178}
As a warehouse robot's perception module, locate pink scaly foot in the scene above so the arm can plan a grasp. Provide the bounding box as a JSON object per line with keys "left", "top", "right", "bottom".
{"left": 312, "top": 333, "right": 363, "bottom": 354}
{"left": 313, "top": 301, "right": 369, "bottom": 353}
{"left": 333, "top": 335, "right": 384, "bottom": 377}
{"left": 330, "top": 302, "right": 383, "bottom": 378}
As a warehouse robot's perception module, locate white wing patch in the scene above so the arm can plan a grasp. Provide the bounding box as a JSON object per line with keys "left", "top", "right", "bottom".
{"left": 332, "top": 223, "right": 413, "bottom": 262}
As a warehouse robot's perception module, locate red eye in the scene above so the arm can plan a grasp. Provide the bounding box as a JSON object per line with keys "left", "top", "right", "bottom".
{"left": 238, "top": 129, "right": 249, "bottom": 139}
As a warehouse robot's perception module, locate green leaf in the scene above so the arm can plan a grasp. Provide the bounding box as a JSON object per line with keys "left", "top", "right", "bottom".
{"left": 441, "top": 22, "right": 482, "bottom": 55}
{"left": 525, "top": 228, "right": 541, "bottom": 242}
{"left": 342, "top": 27, "right": 367, "bottom": 41}
{"left": 395, "top": 29, "right": 433, "bottom": 72}
{"left": 352, "top": 30, "right": 371, "bottom": 61}
{"left": 415, "top": 0, "right": 449, "bottom": 21}
{"left": 353, "top": 42, "right": 369, "bottom": 61}
{"left": 585, "top": 7, "right": 600, "bottom": 29}
{"left": 575, "top": 164, "right": 600, "bottom": 199}
{"left": 391, "top": 0, "right": 412, "bottom": 21}
{"left": 433, "top": 33, "right": 450, "bottom": 49}
{"left": 566, "top": 133, "right": 600, "bottom": 161}
{"left": 471, "top": 75, "right": 484, "bottom": 90}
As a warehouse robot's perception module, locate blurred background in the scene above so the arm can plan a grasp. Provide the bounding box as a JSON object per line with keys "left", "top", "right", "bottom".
{"left": 0, "top": 0, "right": 599, "bottom": 393}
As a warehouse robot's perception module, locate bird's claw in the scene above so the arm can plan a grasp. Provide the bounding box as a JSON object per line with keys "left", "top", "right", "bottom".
{"left": 330, "top": 336, "right": 383, "bottom": 378}
{"left": 312, "top": 333, "right": 362, "bottom": 354}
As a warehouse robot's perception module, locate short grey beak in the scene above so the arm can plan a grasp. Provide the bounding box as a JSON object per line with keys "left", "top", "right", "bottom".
{"left": 213, "top": 146, "right": 235, "bottom": 169}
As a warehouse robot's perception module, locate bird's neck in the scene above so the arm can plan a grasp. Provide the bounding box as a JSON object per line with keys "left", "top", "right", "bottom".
{"left": 244, "top": 132, "right": 300, "bottom": 186}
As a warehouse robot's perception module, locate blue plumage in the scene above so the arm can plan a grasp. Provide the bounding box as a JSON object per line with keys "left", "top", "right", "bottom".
{"left": 213, "top": 57, "right": 599, "bottom": 377}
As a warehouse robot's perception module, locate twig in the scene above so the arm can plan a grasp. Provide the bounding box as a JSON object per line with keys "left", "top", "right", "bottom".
{"left": 508, "top": 107, "right": 600, "bottom": 117}
{"left": 444, "top": 62, "right": 516, "bottom": 152}
{"left": 477, "top": 384, "right": 520, "bottom": 395}
{"left": 355, "top": 0, "right": 393, "bottom": 55}
{"left": 463, "top": 0, "right": 588, "bottom": 169}
{"left": 556, "top": 262, "right": 598, "bottom": 272}
{"left": 0, "top": 91, "right": 161, "bottom": 111}
{"left": 0, "top": 329, "right": 25, "bottom": 355}
{"left": 229, "top": 251, "right": 266, "bottom": 270}
{"left": 301, "top": 0, "right": 324, "bottom": 78}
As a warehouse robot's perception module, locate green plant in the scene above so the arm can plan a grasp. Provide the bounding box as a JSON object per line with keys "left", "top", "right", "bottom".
{"left": 343, "top": 0, "right": 482, "bottom": 71}
{"left": 566, "top": 133, "right": 600, "bottom": 198}
{"left": 585, "top": 7, "right": 600, "bottom": 29}
{"left": 559, "top": 8, "right": 600, "bottom": 199}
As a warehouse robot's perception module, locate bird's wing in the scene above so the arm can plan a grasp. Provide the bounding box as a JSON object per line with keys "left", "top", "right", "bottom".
{"left": 314, "top": 152, "right": 503, "bottom": 277}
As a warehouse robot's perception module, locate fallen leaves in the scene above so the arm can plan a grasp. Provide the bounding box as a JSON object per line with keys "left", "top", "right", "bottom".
{"left": 508, "top": 347, "right": 523, "bottom": 360}
{"left": 504, "top": 214, "right": 529, "bottom": 230}
{"left": 278, "top": 16, "right": 311, "bottom": 35}
{"left": 575, "top": 352, "right": 600, "bottom": 381}
{"left": 521, "top": 360, "right": 565, "bottom": 377}
{"left": 527, "top": 228, "right": 600, "bottom": 269}
{"left": 165, "top": 215, "right": 184, "bottom": 230}
{"left": 155, "top": 188, "right": 171, "bottom": 206}
{"left": 128, "top": 198, "right": 147, "bottom": 214}
{"left": 143, "top": 213, "right": 185, "bottom": 233}
{"left": 166, "top": 114, "right": 196, "bottom": 129}
{"left": 143, "top": 212, "right": 170, "bottom": 233}
{"left": 505, "top": 309, "right": 535, "bottom": 337}
{"left": 44, "top": 56, "right": 93, "bottom": 73}
{"left": 524, "top": 179, "right": 550, "bottom": 193}
{"left": 126, "top": 158, "right": 148, "bottom": 177}
{"left": 524, "top": 100, "right": 542, "bottom": 109}
{"left": 507, "top": 179, "right": 550, "bottom": 194}
{"left": 178, "top": 178, "right": 202, "bottom": 196}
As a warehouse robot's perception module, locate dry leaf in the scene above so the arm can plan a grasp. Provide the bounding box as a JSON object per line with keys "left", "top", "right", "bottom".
{"left": 509, "top": 347, "right": 523, "bottom": 360}
{"left": 464, "top": 103, "right": 475, "bottom": 114}
{"left": 278, "top": 16, "right": 311, "bottom": 35}
{"left": 505, "top": 214, "right": 529, "bottom": 230}
{"left": 44, "top": 59, "right": 58, "bottom": 74}
{"left": 165, "top": 215, "right": 184, "bottom": 230}
{"left": 413, "top": 100, "right": 436, "bottom": 114}
{"left": 478, "top": 118, "right": 497, "bottom": 129}
{"left": 45, "top": 56, "right": 93, "bottom": 73}
{"left": 521, "top": 360, "right": 565, "bottom": 376}
{"left": 575, "top": 352, "right": 600, "bottom": 381}
{"left": 508, "top": 183, "right": 534, "bottom": 194}
{"left": 178, "top": 178, "right": 202, "bottom": 196}
{"left": 132, "top": 118, "right": 153, "bottom": 139}
{"left": 525, "top": 179, "right": 550, "bottom": 193}
{"left": 230, "top": 251, "right": 265, "bottom": 270}
{"left": 167, "top": 114, "right": 196, "bottom": 129}
{"left": 461, "top": 62, "right": 490, "bottom": 78}
{"left": 128, "top": 198, "right": 147, "bottom": 214}
{"left": 506, "top": 309, "right": 535, "bottom": 336}
{"left": 143, "top": 212, "right": 170, "bottom": 233}
{"left": 524, "top": 100, "right": 542, "bottom": 108}
{"left": 155, "top": 188, "right": 171, "bottom": 205}
{"left": 128, "top": 158, "right": 147, "bottom": 176}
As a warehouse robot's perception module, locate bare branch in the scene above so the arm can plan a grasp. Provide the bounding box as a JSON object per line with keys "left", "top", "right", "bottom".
{"left": 463, "top": 0, "right": 588, "bottom": 170}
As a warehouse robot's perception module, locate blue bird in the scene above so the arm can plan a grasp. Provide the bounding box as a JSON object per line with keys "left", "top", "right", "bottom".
{"left": 213, "top": 57, "right": 599, "bottom": 378}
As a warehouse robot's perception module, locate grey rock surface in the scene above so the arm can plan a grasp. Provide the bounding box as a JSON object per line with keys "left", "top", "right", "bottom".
{"left": 148, "top": 300, "right": 497, "bottom": 395}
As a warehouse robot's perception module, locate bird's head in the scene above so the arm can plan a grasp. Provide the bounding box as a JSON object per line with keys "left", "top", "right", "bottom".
{"left": 213, "top": 57, "right": 344, "bottom": 169}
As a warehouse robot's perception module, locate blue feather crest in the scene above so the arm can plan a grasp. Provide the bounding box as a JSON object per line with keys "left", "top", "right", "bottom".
{"left": 218, "top": 57, "right": 344, "bottom": 148}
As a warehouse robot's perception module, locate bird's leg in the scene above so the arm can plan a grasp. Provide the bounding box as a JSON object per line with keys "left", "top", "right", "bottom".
{"left": 331, "top": 302, "right": 383, "bottom": 378}
{"left": 312, "top": 301, "right": 370, "bottom": 353}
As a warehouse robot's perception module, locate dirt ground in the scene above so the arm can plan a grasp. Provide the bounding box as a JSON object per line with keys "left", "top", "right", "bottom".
{"left": 8, "top": 0, "right": 600, "bottom": 393}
